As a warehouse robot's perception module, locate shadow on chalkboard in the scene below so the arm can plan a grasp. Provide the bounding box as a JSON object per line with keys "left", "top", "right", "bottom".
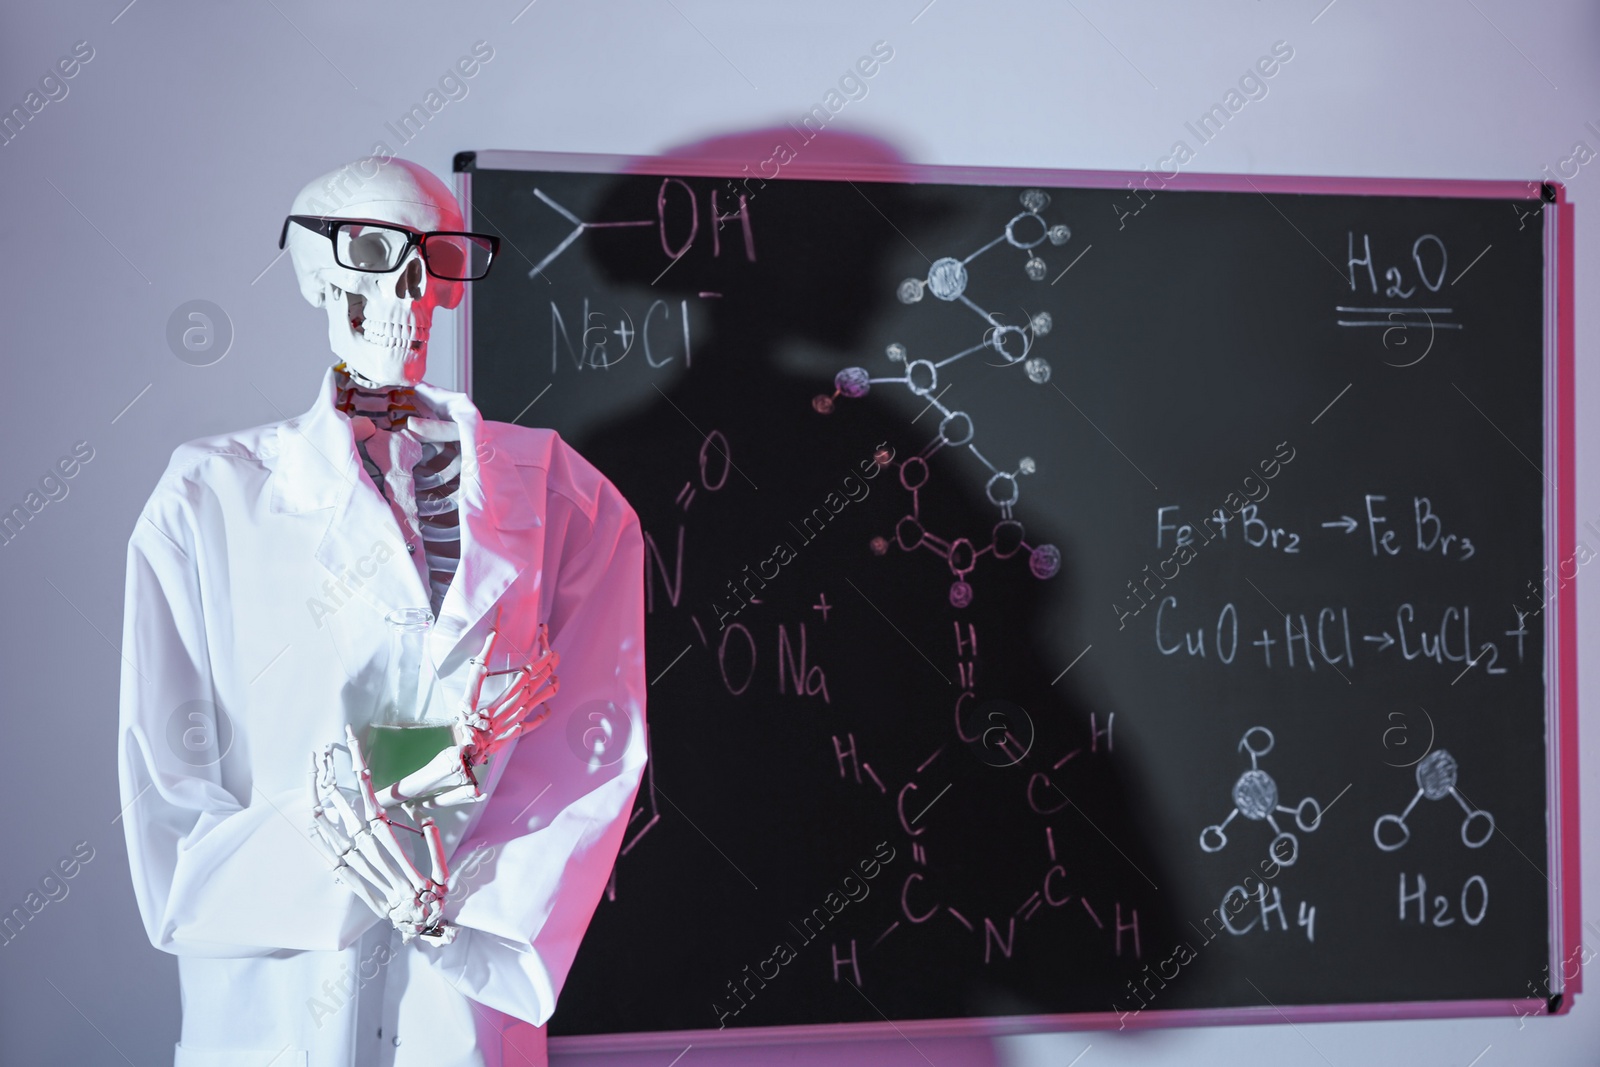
{"left": 555, "top": 128, "right": 1184, "bottom": 1041}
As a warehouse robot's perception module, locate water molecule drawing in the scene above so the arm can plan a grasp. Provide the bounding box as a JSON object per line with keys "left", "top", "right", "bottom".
{"left": 1373, "top": 749, "right": 1495, "bottom": 851}
{"left": 1199, "top": 727, "right": 1324, "bottom": 867}
{"left": 814, "top": 189, "right": 1068, "bottom": 608}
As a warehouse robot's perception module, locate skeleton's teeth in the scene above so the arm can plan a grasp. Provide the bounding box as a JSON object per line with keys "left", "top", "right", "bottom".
{"left": 356, "top": 318, "right": 428, "bottom": 349}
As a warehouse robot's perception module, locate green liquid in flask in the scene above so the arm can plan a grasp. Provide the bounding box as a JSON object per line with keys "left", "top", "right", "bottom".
{"left": 363, "top": 723, "right": 456, "bottom": 791}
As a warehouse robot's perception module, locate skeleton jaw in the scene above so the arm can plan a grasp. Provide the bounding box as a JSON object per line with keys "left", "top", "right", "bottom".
{"left": 326, "top": 284, "right": 430, "bottom": 388}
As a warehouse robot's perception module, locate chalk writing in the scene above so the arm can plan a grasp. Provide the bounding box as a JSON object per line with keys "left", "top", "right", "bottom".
{"left": 530, "top": 177, "right": 755, "bottom": 280}
{"left": 1374, "top": 749, "right": 1496, "bottom": 851}
{"left": 1199, "top": 727, "right": 1324, "bottom": 868}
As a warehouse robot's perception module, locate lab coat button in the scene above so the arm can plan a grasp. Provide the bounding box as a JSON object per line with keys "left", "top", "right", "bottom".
{"left": 406, "top": 542, "right": 416, "bottom": 554}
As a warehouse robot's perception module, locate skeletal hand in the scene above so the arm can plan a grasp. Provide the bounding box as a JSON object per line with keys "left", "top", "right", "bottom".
{"left": 308, "top": 727, "right": 456, "bottom": 945}
{"left": 373, "top": 623, "right": 559, "bottom": 808}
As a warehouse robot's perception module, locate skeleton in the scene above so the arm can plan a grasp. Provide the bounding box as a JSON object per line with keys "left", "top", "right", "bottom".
{"left": 287, "top": 159, "right": 558, "bottom": 944}
{"left": 283, "top": 160, "right": 474, "bottom": 615}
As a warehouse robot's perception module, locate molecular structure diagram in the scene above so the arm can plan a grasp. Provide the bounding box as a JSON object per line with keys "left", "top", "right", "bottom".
{"left": 888, "top": 186, "right": 1071, "bottom": 384}
{"left": 1199, "top": 727, "right": 1324, "bottom": 868}
{"left": 815, "top": 187, "right": 1071, "bottom": 409}
{"left": 1373, "top": 749, "right": 1495, "bottom": 851}
{"left": 814, "top": 190, "right": 1070, "bottom": 608}
{"left": 865, "top": 445, "right": 1060, "bottom": 609}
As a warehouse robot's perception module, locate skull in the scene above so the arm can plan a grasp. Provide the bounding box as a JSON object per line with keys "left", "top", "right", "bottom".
{"left": 285, "top": 158, "right": 464, "bottom": 388}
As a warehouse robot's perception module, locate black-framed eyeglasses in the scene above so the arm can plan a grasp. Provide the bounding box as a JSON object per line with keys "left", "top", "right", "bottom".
{"left": 279, "top": 215, "right": 500, "bottom": 281}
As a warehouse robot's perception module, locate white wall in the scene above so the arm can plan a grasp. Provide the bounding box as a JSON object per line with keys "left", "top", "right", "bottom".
{"left": 0, "top": 1, "right": 1594, "bottom": 1063}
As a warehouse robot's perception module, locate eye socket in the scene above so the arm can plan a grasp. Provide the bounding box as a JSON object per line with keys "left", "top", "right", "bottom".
{"left": 421, "top": 233, "right": 495, "bottom": 280}
{"left": 298, "top": 218, "right": 496, "bottom": 279}
{"left": 337, "top": 224, "right": 409, "bottom": 271}
{"left": 424, "top": 238, "right": 466, "bottom": 278}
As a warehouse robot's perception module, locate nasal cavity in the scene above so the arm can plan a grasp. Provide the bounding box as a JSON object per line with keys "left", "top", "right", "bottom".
{"left": 395, "top": 257, "right": 424, "bottom": 300}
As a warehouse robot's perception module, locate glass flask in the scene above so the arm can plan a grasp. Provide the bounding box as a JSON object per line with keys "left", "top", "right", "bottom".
{"left": 363, "top": 608, "right": 455, "bottom": 791}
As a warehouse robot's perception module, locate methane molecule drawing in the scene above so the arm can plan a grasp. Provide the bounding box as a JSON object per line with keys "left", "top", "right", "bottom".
{"left": 814, "top": 190, "right": 1069, "bottom": 608}
{"left": 1199, "top": 727, "right": 1324, "bottom": 868}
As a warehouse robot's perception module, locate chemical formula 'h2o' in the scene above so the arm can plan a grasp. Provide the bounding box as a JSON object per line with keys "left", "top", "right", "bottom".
{"left": 1199, "top": 727, "right": 1324, "bottom": 867}
{"left": 814, "top": 190, "right": 1068, "bottom": 607}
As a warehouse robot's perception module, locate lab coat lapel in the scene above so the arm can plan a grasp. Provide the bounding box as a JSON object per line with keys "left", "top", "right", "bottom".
{"left": 271, "top": 369, "right": 430, "bottom": 623}
{"left": 415, "top": 381, "right": 543, "bottom": 672}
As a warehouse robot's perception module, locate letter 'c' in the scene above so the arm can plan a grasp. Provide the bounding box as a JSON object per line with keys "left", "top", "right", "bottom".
{"left": 1044, "top": 865, "right": 1071, "bottom": 906}
{"left": 901, "top": 872, "right": 937, "bottom": 923}
{"left": 1027, "top": 773, "right": 1070, "bottom": 815}
{"left": 1220, "top": 886, "right": 1258, "bottom": 935}
{"left": 897, "top": 782, "right": 925, "bottom": 837}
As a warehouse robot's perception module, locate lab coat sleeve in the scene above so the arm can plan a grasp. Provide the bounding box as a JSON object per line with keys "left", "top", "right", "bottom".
{"left": 117, "top": 457, "right": 375, "bottom": 957}
{"left": 425, "top": 452, "right": 647, "bottom": 1025}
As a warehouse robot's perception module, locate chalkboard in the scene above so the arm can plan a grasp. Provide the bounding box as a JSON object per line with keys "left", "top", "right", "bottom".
{"left": 455, "top": 149, "right": 1579, "bottom": 1044}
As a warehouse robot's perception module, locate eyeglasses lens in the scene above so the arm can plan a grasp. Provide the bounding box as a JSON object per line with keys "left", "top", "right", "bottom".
{"left": 336, "top": 224, "right": 411, "bottom": 271}
{"left": 423, "top": 234, "right": 494, "bottom": 280}
{"left": 330, "top": 223, "right": 493, "bottom": 279}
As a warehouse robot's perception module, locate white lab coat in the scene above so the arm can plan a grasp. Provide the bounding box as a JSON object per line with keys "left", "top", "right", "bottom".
{"left": 118, "top": 368, "right": 647, "bottom": 1067}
